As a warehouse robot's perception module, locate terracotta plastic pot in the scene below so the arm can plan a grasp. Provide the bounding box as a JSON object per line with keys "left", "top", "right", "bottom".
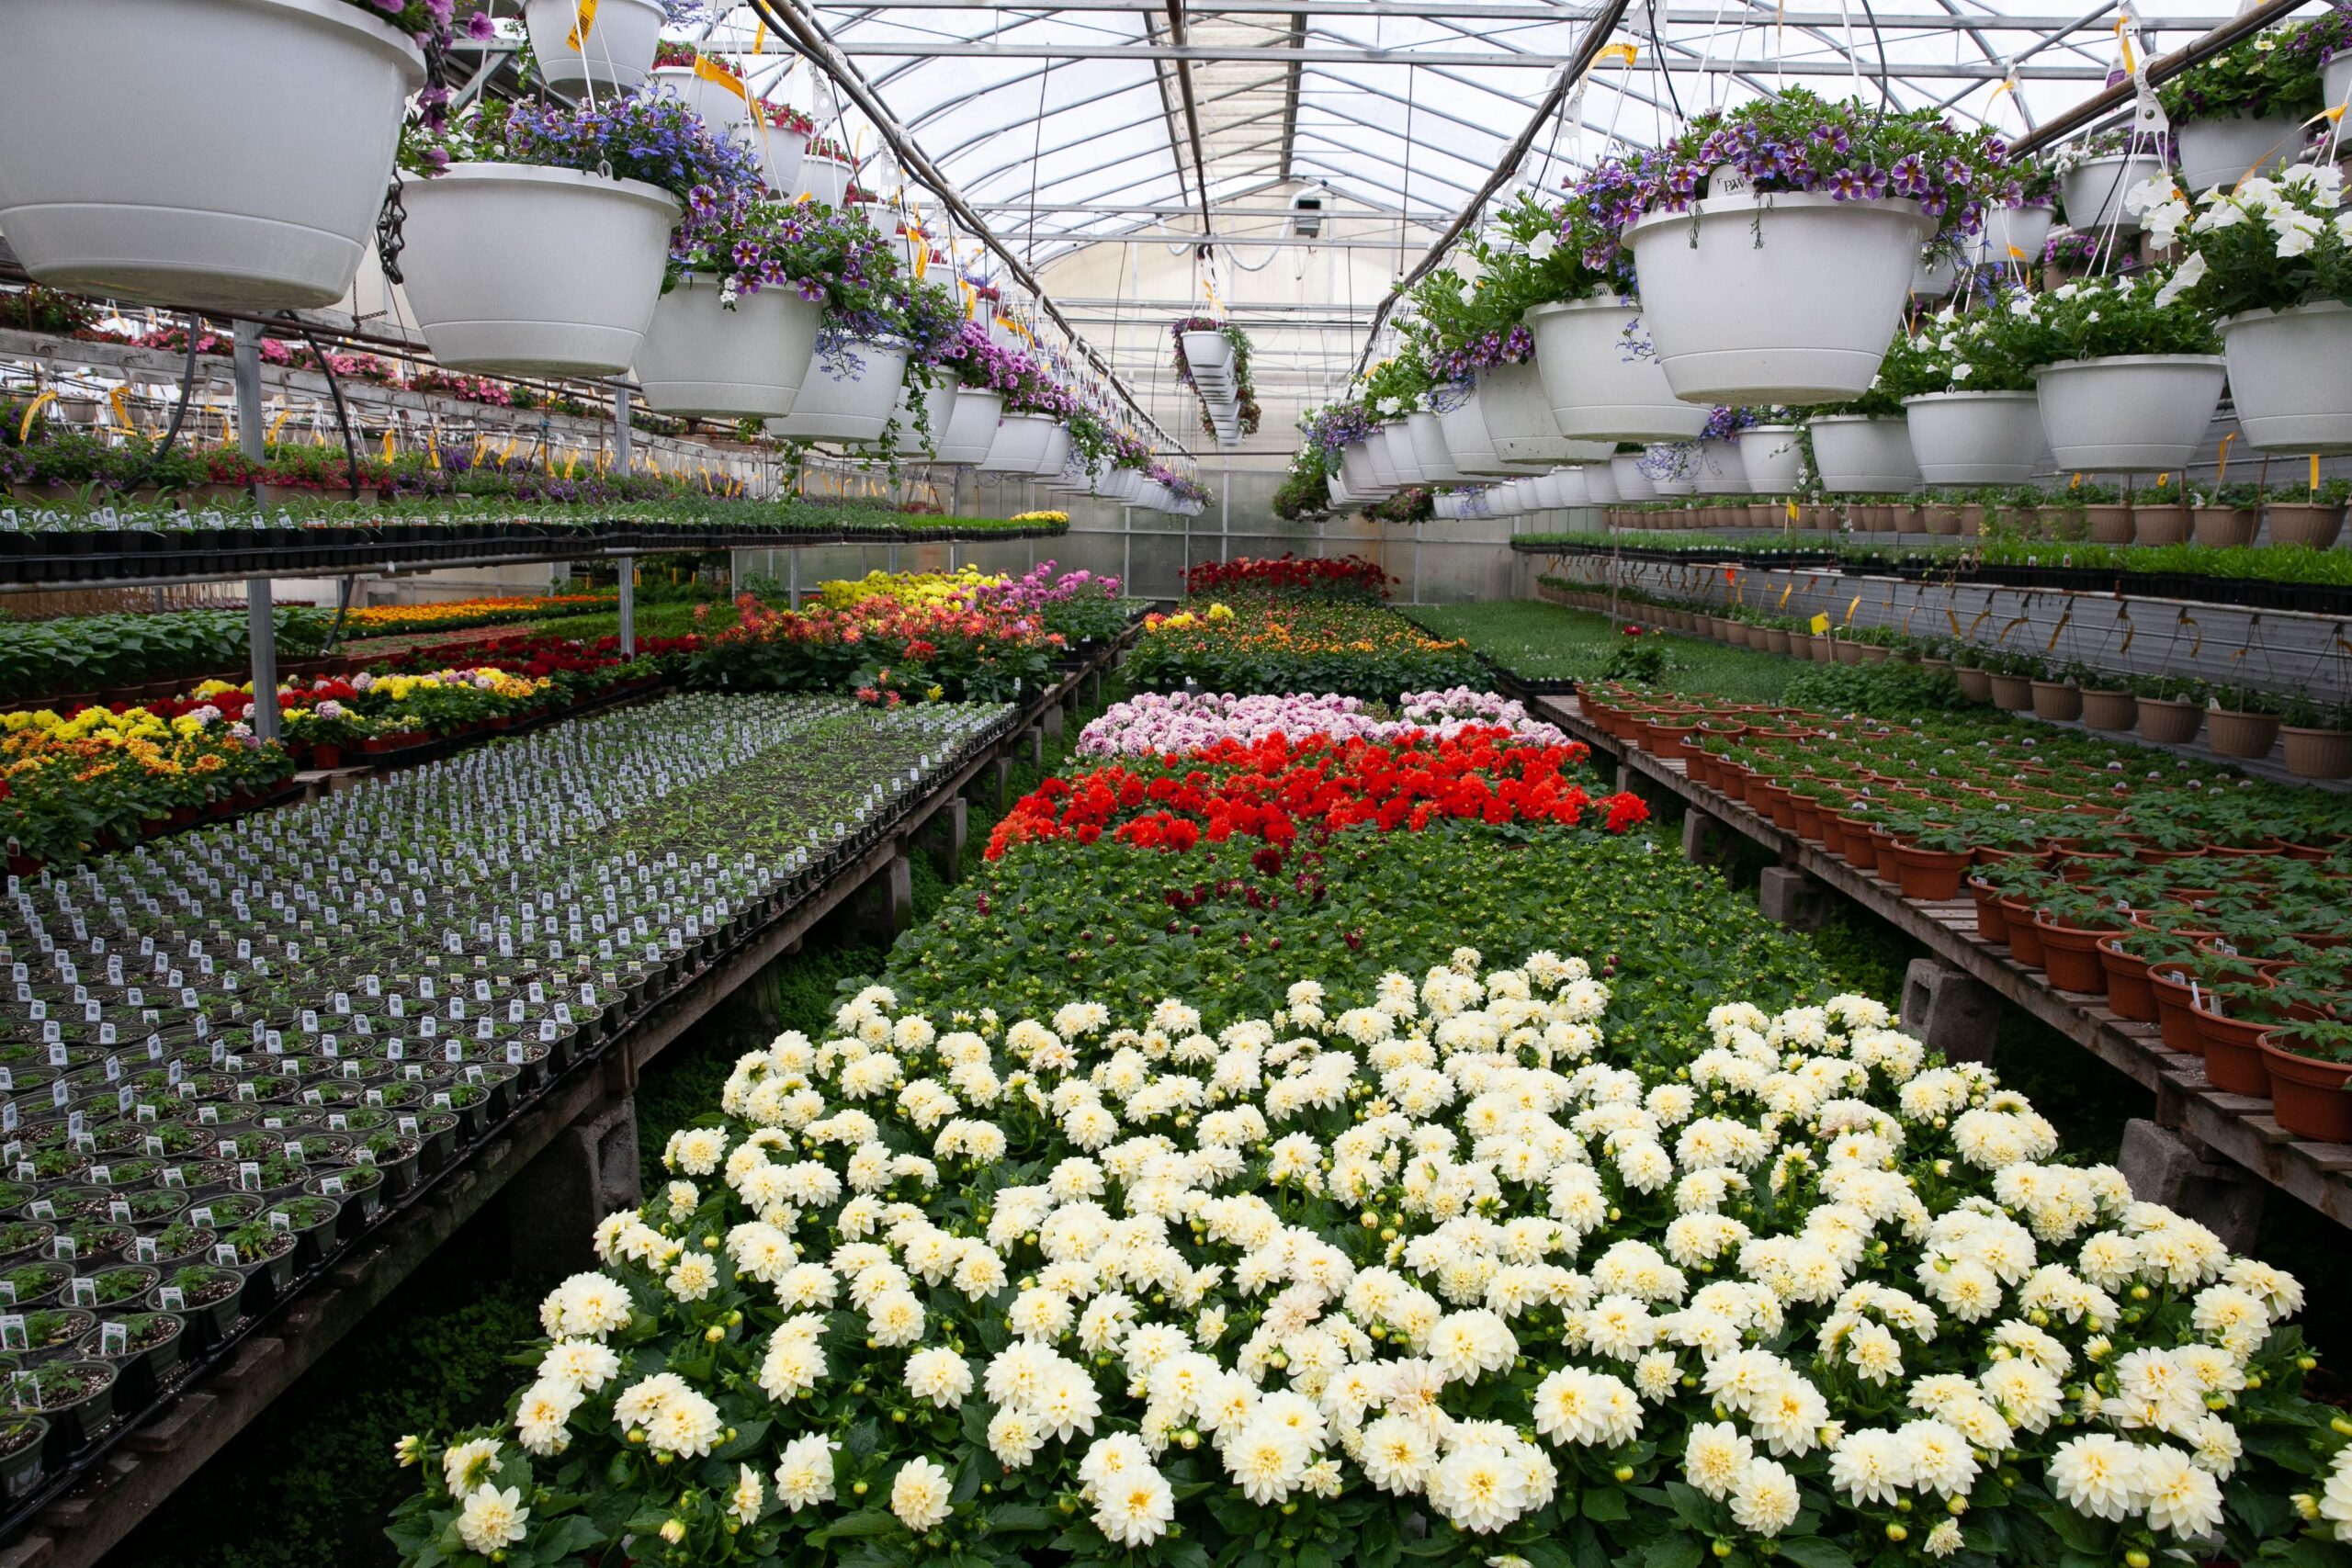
{"left": 2147, "top": 965, "right": 2208, "bottom": 1053}
{"left": 2206, "top": 708, "right": 2280, "bottom": 760}
{"left": 2097, "top": 936, "right": 2156, "bottom": 1021}
{"left": 0, "top": 0, "right": 425, "bottom": 310}
{"left": 2132, "top": 502, "right": 2192, "bottom": 545}
{"left": 2136, "top": 698, "right": 2202, "bottom": 745}
{"left": 2086, "top": 503, "right": 2133, "bottom": 544}
{"left": 2029, "top": 681, "right": 2082, "bottom": 722}
{"left": 2190, "top": 506, "right": 2257, "bottom": 548}
{"left": 2282, "top": 727, "right": 2352, "bottom": 780}
{"left": 2079, "top": 689, "right": 2137, "bottom": 731}
{"left": 2263, "top": 502, "right": 2346, "bottom": 549}
{"left": 2034, "top": 917, "right": 2116, "bottom": 995}
{"left": 2261, "top": 1032, "right": 2352, "bottom": 1141}
{"left": 1988, "top": 673, "right": 2033, "bottom": 711}
{"left": 1968, "top": 878, "right": 2008, "bottom": 943}
{"left": 2000, "top": 896, "right": 2046, "bottom": 967}
{"left": 1883, "top": 840, "right": 1972, "bottom": 901}
{"left": 2195, "top": 1000, "right": 2276, "bottom": 1096}
{"left": 1954, "top": 667, "right": 1993, "bottom": 704}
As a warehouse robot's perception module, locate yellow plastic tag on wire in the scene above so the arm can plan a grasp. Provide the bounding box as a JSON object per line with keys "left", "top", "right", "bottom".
{"left": 695, "top": 55, "right": 748, "bottom": 101}
{"left": 564, "top": 0, "right": 598, "bottom": 50}
{"left": 16, "top": 391, "right": 54, "bottom": 444}
{"left": 1809, "top": 613, "right": 1830, "bottom": 636}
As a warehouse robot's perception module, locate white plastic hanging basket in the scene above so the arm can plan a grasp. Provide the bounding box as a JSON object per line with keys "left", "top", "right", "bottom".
{"left": 1379, "top": 422, "right": 1427, "bottom": 485}
{"left": 754, "top": 127, "right": 808, "bottom": 201}
{"left": 2176, "top": 114, "right": 2299, "bottom": 194}
{"left": 1693, "top": 440, "right": 1748, "bottom": 495}
{"left": 1552, "top": 466, "right": 1592, "bottom": 507}
{"left": 2033, "top": 354, "right": 2227, "bottom": 471}
{"left": 1737, "top": 424, "right": 1805, "bottom": 493}
{"left": 798, "top": 154, "right": 856, "bottom": 208}
{"left": 1525, "top": 297, "right": 1710, "bottom": 441}
{"left": 1581, "top": 463, "right": 1620, "bottom": 505}
{"left": 2220, "top": 302, "right": 2352, "bottom": 452}
{"left": 1407, "top": 412, "right": 1466, "bottom": 482}
{"left": 649, "top": 64, "right": 755, "bottom": 141}
{"left": 525, "top": 0, "right": 664, "bottom": 91}
{"left": 1610, "top": 454, "right": 1657, "bottom": 501}
{"left": 1364, "top": 433, "right": 1403, "bottom": 489}
{"left": 2330, "top": 53, "right": 2352, "bottom": 114}
{"left": 884, "top": 368, "right": 960, "bottom": 457}
{"left": 1029, "top": 423, "right": 1073, "bottom": 479}
{"left": 398, "top": 164, "right": 683, "bottom": 377}
{"left": 978, "top": 410, "right": 1057, "bottom": 472}
{"left": 1902, "top": 390, "right": 2043, "bottom": 484}
{"left": 1974, "top": 203, "right": 2058, "bottom": 270}
{"left": 633, "top": 277, "right": 822, "bottom": 418}
{"left": 1648, "top": 446, "right": 1698, "bottom": 496}
{"left": 765, "top": 338, "right": 910, "bottom": 442}
{"left": 2057, "top": 153, "right": 2162, "bottom": 234}
{"left": 1436, "top": 389, "right": 1510, "bottom": 475}
{"left": 1473, "top": 361, "right": 1615, "bottom": 464}
{"left": 1182, "top": 331, "right": 1235, "bottom": 374}
{"left": 1809, "top": 415, "right": 1920, "bottom": 494}
{"left": 1624, "top": 193, "right": 1934, "bottom": 405}
{"left": 0, "top": 0, "right": 424, "bottom": 310}
{"left": 1340, "top": 441, "right": 1385, "bottom": 495}
{"left": 933, "top": 388, "right": 1004, "bottom": 465}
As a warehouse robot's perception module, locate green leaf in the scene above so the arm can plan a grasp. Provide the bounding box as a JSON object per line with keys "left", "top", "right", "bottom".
{"left": 814, "top": 1508, "right": 903, "bottom": 1543}
{"left": 1646, "top": 1537, "right": 1706, "bottom": 1568}
{"left": 1581, "top": 1487, "right": 1631, "bottom": 1523}
{"left": 1771, "top": 1537, "right": 1857, "bottom": 1568}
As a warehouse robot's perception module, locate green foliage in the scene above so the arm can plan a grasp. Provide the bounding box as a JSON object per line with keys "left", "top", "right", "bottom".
{"left": 0, "top": 607, "right": 332, "bottom": 702}
{"left": 1781, "top": 660, "right": 1975, "bottom": 716}
{"left": 2156, "top": 28, "right": 2324, "bottom": 124}
{"left": 1410, "top": 601, "right": 1803, "bottom": 703}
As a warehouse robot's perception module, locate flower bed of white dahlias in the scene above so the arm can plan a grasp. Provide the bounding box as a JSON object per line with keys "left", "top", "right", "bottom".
{"left": 390, "top": 951, "right": 2342, "bottom": 1568}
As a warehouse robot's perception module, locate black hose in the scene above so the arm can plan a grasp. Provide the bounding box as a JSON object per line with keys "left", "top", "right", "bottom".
{"left": 289, "top": 319, "right": 365, "bottom": 502}
{"left": 119, "top": 312, "right": 202, "bottom": 494}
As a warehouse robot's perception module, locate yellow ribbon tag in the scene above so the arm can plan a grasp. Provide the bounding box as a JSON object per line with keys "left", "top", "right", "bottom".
{"left": 107, "top": 388, "right": 132, "bottom": 427}
{"left": 1947, "top": 607, "right": 1962, "bottom": 637}
{"left": 1778, "top": 583, "right": 1793, "bottom": 608}
{"left": 379, "top": 430, "right": 396, "bottom": 463}
{"left": 564, "top": 0, "right": 598, "bottom": 51}
{"left": 1598, "top": 42, "right": 1638, "bottom": 62}
{"left": 1809, "top": 613, "right": 1830, "bottom": 636}
{"left": 16, "top": 390, "right": 55, "bottom": 443}
{"left": 2114, "top": 16, "right": 2135, "bottom": 76}
{"left": 1844, "top": 594, "right": 1862, "bottom": 626}
{"left": 1784, "top": 500, "right": 1799, "bottom": 523}
{"left": 695, "top": 55, "right": 748, "bottom": 101}
{"left": 427, "top": 430, "right": 442, "bottom": 471}
{"left": 2313, "top": 454, "right": 2323, "bottom": 494}
{"left": 2069, "top": 471, "right": 2082, "bottom": 489}
{"left": 2045, "top": 605, "right": 2073, "bottom": 651}
{"left": 2216, "top": 432, "right": 2233, "bottom": 484}
{"left": 267, "top": 409, "right": 294, "bottom": 441}
{"left": 2118, "top": 604, "right": 2135, "bottom": 653}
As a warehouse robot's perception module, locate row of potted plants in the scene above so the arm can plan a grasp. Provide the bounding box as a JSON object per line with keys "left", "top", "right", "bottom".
{"left": 1125, "top": 592, "right": 1487, "bottom": 703}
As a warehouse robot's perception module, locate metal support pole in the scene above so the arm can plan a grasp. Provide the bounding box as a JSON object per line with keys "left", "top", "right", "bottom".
{"left": 1122, "top": 505, "right": 1132, "bottom": 587}
{"left": 617, "top": 554, "right": 637, "bottom": 656}
{"left": 613, "top": 380, "right": 633, "bottom": 474}
{"left": 789, "top": 547, "right": 799, "bottom": 609}
{"left": 232, "top": 322, "right": 282, "bottom": 742}
{"left": 1220, "top": 467, "right": 1230, "bottom": 564}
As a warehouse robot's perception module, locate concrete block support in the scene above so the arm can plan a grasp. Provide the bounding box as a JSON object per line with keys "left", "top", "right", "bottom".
{"left": 1043, "top": 703, "right": 1066, "bottom": 743}
{"left": 2118, "top": 1118, "right": 2267, "bottom": 1250}
{"left": 989, "top": 756, "right": 1014, "bottom": 815}
{"left": 1899, "top": 958, "right": 2002, "bottom": 1064}
{"left": 853, "top": 853, "right": 914, "bottom": 943}
{"left": 506, "top": 1098, "right": 640, "bottom": 1276}
{"left": 918, "top": 797, "right": 967, "bottom": 885}
{"left": 1021, "top": 727, "right": 1046, "bottom": 769}
{"left": 1758, "top": 865, "right": 1830, "bottom": 931}
{"left": 1681, "top": 809, "right": 1736, "bottom": 869}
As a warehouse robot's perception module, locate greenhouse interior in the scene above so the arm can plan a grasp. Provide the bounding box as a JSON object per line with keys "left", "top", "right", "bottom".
{"left": 12, "top": 0, "right": 2352, "bottom": 1563}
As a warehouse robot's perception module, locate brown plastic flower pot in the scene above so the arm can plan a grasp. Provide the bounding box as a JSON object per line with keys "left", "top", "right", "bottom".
{"left": 2034, "top": 918, "right": 2116, "bottom": 994}
{"left": 2135, "top": 698, "right": 2202, "bottom": 746}
{"left": 1998, "top": 895, "right": 2045, "bottom": 967}
{"left": 2193, "top": 1001, "right": 2274, "bottom": 1096}
{"left": 2207, "top": 709, "right": 2280, "bottom": 760}
{"left": 2190, "top": 506, "right": 2257, "bottom": 548}
{"left": 2281, "top": 726, "right": 2352, "bottom": 781}
{"left": 1882, "top": 840, "right": 1972, "bottom": 900}
{"left": 1954, "top": 667, "right": 1993, "bottom": 704}
{"left": 2079, "top": 690, "right": 2137, "bottom": 731}
{"left": 2261, "top": 1032, "right": 2352, "bottom": 1141}
{"left": 2132, "top": 503, "right": 2191, "bottom": 545}
{"left": 1968, "top": 878, "right": 2008, "bottom": 943}
{"left": 1987, "top": 674, "right": 2034, "bottom": 711}
{"left": 2085, "top": 504, "right": 2133, "bottom": 545}
{"left": 2264, "top": 502, "right": 2346, "bottom": 549}
{"left": 2029, "top": 681, "right": 2083, "bottom": 722}
{"left": 2097, "top": 937, "right": 2156, "bottom": 1021}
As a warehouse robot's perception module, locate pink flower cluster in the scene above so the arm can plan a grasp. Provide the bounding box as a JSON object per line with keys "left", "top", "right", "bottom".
{"left": 1075, "top": 688, "right": 1566, "bottom": 758}
{"left": 977, "top": 559, "right": 1122, "bottom": 612}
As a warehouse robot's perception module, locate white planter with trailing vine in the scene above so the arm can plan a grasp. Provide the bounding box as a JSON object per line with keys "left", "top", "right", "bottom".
{"left": 1339, "top": 441, "right": 1386, "bottom": 496}
{"left": 2058, "top": 153, "right": 2162, "bottom": 234}
{"left": 399, "top": 165, "right": 683, "bottom": 376}
{"left": 1435, "top": 389, "right": 1510, "bottom": 475}
{"left": 933, "top": 389, "right": 1004, "bottom": 464}
{"left": 632, "top": 278, "right": 822, "bottom": 418}
{"left": 977, "top": 410, "right": 1057, "bottom": 471}
{"left": 2218, "top": 302, "right": 2352, "bottom": 452}
{"left": 752, "top": 127, "right": 808, "bottom": 200}
{"left": 1405, "top": 412, "right": 1466, "bottom": 482}
{"left": 1609, "top": 453, "right": 1658, "bottom": 501}
{"left": 1623, "top": 192, "right": 1935, "bottom": 404}
{"left": 1648, "top": 449, "right": 1698, "bottom": 497}
{"left": 2175, "top": 114, "right": 2299, "bottom": 195}
{"left": 1379, "top": 421, "right": 1427, "bottom": 485}
{"left": 1809, "top": 415, "right": 1920, "bottom": 494}
{"left": 882, "top": 368, "right": 959, "bottom": 457}
{"left": 2330, "top": 53, "right": 2352, "bottom": 115}
{"left": 2032, "top": 354, "right": 2227, "bottom": 470}
{"left": 1737, "top": 423, "right": 1804, "bottom": 492}
{"left": 1902, "top": 390, "right": 2043, "bottom": 483}
{"left": 1182, "top": 331, "right": 1235, "bottom": 375}
{"left": 1974, "top": 203, "right": 2058, "bottom": 270}
{"left": 650, "top": 64, "right": 754, "bottom": 141}
{"left": 797, "top": 153, "right": 856, "bottom": 208}
{"left": 1524, "top": 298, "right": 1708, "bottom": 441}
{"left": 1694, "top": 440, "right": 1747, "bottom": 494}
{"left": 1363, "top": 431, "right": 1403, "bottom": 489}
{"left": 525, "top": 0, "right": 665, "bottom": 91}
{"left": 765, "top": 338, "right": 910, "bottom": 442}
{"left": 1473, "top": 361, "right": 1614, "bottom": 465}
{"left": 0, "top": 0, "right": 425, "bottom": 310}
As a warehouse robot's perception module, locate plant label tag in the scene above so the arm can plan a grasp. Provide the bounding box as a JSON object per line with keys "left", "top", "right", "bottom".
{"left": 67, "top": 1277, "right": 96, "bottom": 1307}
{"left": 269, "top": 1211, "right": 291, "bottom": 1233}
{"left": 214, "top": 1243, "right": 240, "bottom": 1265}
{"left": 100, "top": 1321, "right": 127, "bottom": 1357}
{"left": 238, "top": 1160, "right": 261, "bottom": 1190}
{"left": 157, "top": 1287, "right": 183, "bottom": 1313}
{"left": 131, "top": 1236, "right": 155, "bottom": 1263}
{"left": 51, "top": 1235, "right": 73, "bottom": 1261}
{"left": 0, "top": 1318, "right": 24, "bottom": 1352}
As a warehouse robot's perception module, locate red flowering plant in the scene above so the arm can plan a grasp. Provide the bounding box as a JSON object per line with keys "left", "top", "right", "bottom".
{"left": 1182, "top": 554, "right": 1391, "bottom": 603}
{"left": 985, "top": 727, "right": 1645, "bottom": 861}
{"left": 690, "top": 592, "right": 1057, "bottom": 703}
